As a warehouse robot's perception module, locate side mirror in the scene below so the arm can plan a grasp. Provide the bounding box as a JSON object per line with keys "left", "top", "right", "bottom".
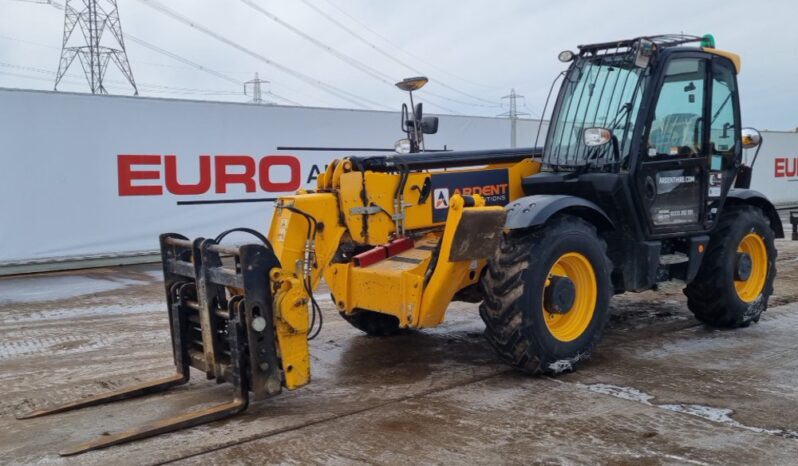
{"left": 414, "top": 102, "right": 423, "bottom": 120}
{"left": 420, "top": 116, "right": 438, "bottom": 135}
{"left": 741, "top": 128, "right": 762, "bottom": 149}
{"left": 583, "top": 127, "right": 612, "bottom": 147}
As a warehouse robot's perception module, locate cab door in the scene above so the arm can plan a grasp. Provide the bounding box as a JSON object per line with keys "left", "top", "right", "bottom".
{"left": 704, "top": 57, "right": 742, "bottom": 228}
{"left": 636, "top": 55, "right": 710, "bottom": 236}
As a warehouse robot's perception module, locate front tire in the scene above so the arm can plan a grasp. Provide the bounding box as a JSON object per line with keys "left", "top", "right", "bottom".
{"left": 480, "top": 215, "right": 613, "bottom": 374}
{"left": 684, "top": 204, "right": 776, "bottom": 328}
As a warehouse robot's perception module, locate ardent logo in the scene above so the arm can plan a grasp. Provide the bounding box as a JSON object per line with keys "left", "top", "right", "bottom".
{"left": 433, "top": 188, "right": 450, "bottom": 209}
{"left": 659, "top": 175, "right": 696, "bottom": 184}
{"left": 429, "top": 168, "right": 510, "bottom": 222}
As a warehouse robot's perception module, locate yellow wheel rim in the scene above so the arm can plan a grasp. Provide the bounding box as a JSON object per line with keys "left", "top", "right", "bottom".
{"left": 735, "top": 233, "right": 768, "bottom": 303}
{"left": 543, "top": 252, "right": 598, "bottom": 342}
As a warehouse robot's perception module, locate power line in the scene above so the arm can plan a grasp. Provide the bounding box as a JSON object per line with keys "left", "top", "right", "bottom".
{"left": 0, "top": 25, "right": 301, "bottom": 103}
{"left": 14, "top": 0, "right": 477, "bottom": 111}
{"left": 0, "top": 22, "right": 370, "bottom": 106}
{"left": 522, "top": 104, "right": 541, "bottom": 118}
{"left": 243, "top": 0, "right": 494, "bottom": 112}
{"left": 0, "top": 69, "right": 86, "bottom": 86}
{"left": 300, "top": 0, "right": 500, "bottom": 108}
{"left": 239, "top": 0, "right": 459, "bottom": 114}
{"left": 262, "top": 90, "right": 301, "bottom": 106}
{"left": 125, "top": 34, "right": 241, "bottom": 87}
{"left": 0, "top": 29, "right": 352, "bottom": 108}
{"left": 6, "top": 0, "right": 265, "bottom": 100}
{"left": 0, "top": 33, "right": 60, "bottom": 50}
{"left": 0, "top": 61, "right": 248, "bottom": 96}
{"left": 50, "top": 1, "right": 246, "bottom": 93}
{"left": 318, "top": 0, "right": 504, "bottom": 93}
{"left": 0, "top": 68, "right": 242, "bottom": 96}
{"left": 118, "top": 35, "right": 301, "bottom": 105}
{"left": 38, "top": 0, "right": 247, "bottom": 90}
{"left": 0, "top": 29, "right": 231, "bottom": 77}
{"left": 241, "top": 0, "right": 393, "bottom": 83}
{"left": 299, "top": 0, "right": 414, "bottom": 73}
{"left": 136, "top": 0, "right": 390, "bottom": 110}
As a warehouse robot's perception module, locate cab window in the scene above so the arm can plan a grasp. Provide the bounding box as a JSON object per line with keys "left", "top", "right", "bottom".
{"left": 647, "top": 58, "right": 707, "bottom": 157}
{"left": 709, "top": 60, "right": 738, "bottom": 166}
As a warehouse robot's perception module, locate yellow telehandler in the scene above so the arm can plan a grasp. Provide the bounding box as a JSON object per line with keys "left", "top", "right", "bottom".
{"left": 19, "top": 34, "right": 784, "bottom": 455}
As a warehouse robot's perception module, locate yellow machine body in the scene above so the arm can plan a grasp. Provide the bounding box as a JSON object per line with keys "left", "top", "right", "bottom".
{"left": 265, "top": 157, "right": 540, "bottom": 390}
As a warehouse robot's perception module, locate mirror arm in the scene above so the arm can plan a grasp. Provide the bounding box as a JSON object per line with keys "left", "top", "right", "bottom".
{"left": 749, "top": 132, "right": 764, "bottom": 170}
{"left": 408, "top": 91, "right": 423, "bottom": 153}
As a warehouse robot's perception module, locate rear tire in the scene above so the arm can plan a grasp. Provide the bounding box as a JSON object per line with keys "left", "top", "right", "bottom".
{"left": 479, "top": 215, "right": 613, "bottom": 374}
{"left": 684, "top": 204, "right": 776, "bottom": 328}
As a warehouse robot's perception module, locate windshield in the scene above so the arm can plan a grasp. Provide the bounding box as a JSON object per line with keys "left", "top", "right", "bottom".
{"left": 544, "top": 54, "right": 648, "bottom": 169}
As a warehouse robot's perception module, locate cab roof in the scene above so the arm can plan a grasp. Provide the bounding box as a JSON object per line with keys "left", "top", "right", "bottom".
{"left": 576, "top": 34, "right": 741, "bottom": 73}
{"left": 577, "top": 34, "right": 705, "bottom": 54}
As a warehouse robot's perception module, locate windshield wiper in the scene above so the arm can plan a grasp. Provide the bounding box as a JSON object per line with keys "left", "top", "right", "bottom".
{"left": 608, "top": 102, "right": 632, "bottom": 130}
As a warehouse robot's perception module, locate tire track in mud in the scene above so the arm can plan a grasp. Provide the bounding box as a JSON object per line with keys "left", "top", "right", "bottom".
{"left": 0, "top": 334, "right": 108, "bottom": 360}
{"left": 0, "top": 326, "right": 169, "bottom": 360}
{"left": 0, "top": 345, "right": 179, "bottom": 416}
{"left": 0, "top": 301, "right": 161, "bottom": 326}
{"left": 0, "top": 302, "right": 168, "bottom": 361}
{"left": 0, "top": 292, "right": 173, "bottom": 418}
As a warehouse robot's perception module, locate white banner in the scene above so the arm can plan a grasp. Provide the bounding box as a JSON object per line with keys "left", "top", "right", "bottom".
{"left": 1, "top": 88, "right": 794, "bottom": 266}
{"left": 0, "top": 88, "right": 543, "bottom": 264}
{"left": 745, "top": 131, "right": 798, "bottom": 205}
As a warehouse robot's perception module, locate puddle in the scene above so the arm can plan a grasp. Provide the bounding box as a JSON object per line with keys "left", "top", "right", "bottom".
{"left": 574, "top": 382, "right": 798, "bottom": 440}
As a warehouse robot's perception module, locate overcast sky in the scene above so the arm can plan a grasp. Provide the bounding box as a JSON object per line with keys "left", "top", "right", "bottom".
{"left": 1, "top": 0, "right": 796, "bottom": 130}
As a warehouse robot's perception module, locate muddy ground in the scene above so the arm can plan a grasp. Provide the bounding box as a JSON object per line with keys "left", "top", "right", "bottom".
{"left": 0, "top": 239, "right": 797, "bottom": 465}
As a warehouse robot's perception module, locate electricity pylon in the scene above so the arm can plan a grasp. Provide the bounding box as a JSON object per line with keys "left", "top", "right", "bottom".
{"left": 499, "top": 89, "right": 529, "bottom": 148}
{"left": 55, "top": 0, "right": 138, "bottom": 95}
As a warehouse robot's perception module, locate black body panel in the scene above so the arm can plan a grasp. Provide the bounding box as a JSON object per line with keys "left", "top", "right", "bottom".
{"left": 726, "top": 189, "right": 785, "bottom": 238}
{"left": 505, "top": 194, "right": 613, "bottom": 231}
{"left": 522, "top": 172, "right": 641, "bottom": 238}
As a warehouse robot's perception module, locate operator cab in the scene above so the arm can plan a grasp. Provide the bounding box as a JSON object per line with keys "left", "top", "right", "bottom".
{"left": 526, "top": 34, "right": 762, "bottom": 240}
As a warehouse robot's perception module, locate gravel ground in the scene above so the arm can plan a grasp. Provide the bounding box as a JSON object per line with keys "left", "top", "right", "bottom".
{"left": 1, "top": 240, "right": 797, "bottom": 465}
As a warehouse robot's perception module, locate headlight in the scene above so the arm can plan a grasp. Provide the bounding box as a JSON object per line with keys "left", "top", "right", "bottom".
{"left": 583, "top": 128, "right": 612, "bottom": 147}
{"left": 394, "top": 138, "right": 411, "bottom": 154}
{"left": 558, "top": 50, "right": 575, "bottom": 63}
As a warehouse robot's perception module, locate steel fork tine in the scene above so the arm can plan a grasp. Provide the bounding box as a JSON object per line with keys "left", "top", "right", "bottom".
{"left": 59, "top": 397, "right": 248, "bottom": 456}
{"left": 16, "top": 373, "right": 189, "bottom": 420}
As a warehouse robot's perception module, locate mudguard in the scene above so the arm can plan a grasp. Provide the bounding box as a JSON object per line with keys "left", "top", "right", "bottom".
{"left": 727, "top": 189, "right": 785, "bottom": 238}
{"left": 504, "top": 194, "right": 614, "bottom": 231}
